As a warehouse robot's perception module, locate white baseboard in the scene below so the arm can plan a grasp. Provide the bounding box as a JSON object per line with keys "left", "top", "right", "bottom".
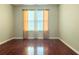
{"left": 0, "top": 37, "right": 14, "bottom": 45}
{"left": 59, "top": 38, "right": 79, "bottom": 55}
{"left": 49, "top": 37, "right": 59, "bottom": 39}
{"left": 27, "top": 37, "right": 35, "bottom": 39}
{"left": 0, "top": 37, "right": 59, "bottom": 45}
{"left": 14, "top": 37, "right": 59, "bottom": 39}
{"left": 14, "top": 37, "right": 23, "bottom": 39}
{"left": 27, "top": 37, "right": 43, "bottom": 39}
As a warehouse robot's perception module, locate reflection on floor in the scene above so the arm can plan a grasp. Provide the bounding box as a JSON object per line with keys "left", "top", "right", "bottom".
{"left": 37, "top": 46, "right": 44, "bottom": 55}
{"left": 27, "top": 46, "right": 44, "bottom": 55}
{"left": 0, "top": 39, "right": 77, "bottom": 55}
{"left": 27, "top": 46, "right": 34, "bottom": 55}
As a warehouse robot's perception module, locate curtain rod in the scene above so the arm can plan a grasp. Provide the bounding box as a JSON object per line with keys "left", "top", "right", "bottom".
{"left": 23, "top": 9, "right": 49, "bottom": 11}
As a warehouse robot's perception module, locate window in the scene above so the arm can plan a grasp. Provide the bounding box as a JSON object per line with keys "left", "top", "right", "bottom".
{"left": 23, "top": 9, "right": 48, "bottom": 32}
{"left": 36, "top": 10, "right": 43, "bottom": 31}
{"left": 28, "top": 11, "right": 35, "bottom": 31}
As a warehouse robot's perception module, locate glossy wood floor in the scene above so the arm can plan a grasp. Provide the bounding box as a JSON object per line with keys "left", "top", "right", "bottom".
{"left": 0, "top": 39, "right": 77, "bottom": 55}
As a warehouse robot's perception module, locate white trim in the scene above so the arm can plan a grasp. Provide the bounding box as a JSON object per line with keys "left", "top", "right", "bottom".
{"left": 14, "top": 37, "right": 59, "bottom": 39}
{"left": 35, "top": 37, "right": 43, "bottom": 39}
{"left": 28, "top": 37, "right": 43, "bottom": 39}
{"left": 49, "top": 37, "right": 59, "bottom": 39}
{"left": 59, "top": 38, "right": 79, "bottom": 55}
{"left": 28, "top": 37, "right": 35, "bottom": 39}
{"left": 14, "top": 37, "right": 23, "bottom": 39}
{"left": 0, "top": 37, "right": 14, "bottom": 45}
{"left": 14, "top": 37, "right": 43, "bottom": 39}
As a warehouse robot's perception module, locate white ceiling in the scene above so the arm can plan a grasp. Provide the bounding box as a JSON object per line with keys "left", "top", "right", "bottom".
{"left": 12, "top": 4, "right": 59, "bottom": 7}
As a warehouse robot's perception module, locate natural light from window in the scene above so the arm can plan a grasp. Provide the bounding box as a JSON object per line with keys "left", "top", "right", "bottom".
{"left": 24, "top": 9, "right": 48, "bottom": 32}
{"left": 37, "top": 46, "right": 44, "bottom": 55}
{"left": 27, "top": 46, "right": 44, "bottom": 55}
{"left": 27, "top": 46, "right": 34, "bottom": 55}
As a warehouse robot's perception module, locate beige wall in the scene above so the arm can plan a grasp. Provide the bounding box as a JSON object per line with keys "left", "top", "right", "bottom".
{"left": 0, "top": 4, "right": 14, "bottom": 43}
{"left": 14, "top": 5, "right": 59, "bottom": 38}
{"left": 59, "top": 4, "right": 79, "bottom": 52}
{"left": 0, "top": 4, "right": 79, "bottom": 53}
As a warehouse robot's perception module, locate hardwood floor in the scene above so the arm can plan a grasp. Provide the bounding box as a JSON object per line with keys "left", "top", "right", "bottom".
{"left": 0, "top": 39, "right": 77, "bottom": 55}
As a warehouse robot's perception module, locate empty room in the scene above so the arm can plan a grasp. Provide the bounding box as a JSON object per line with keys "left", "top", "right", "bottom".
{"left": 0, "top": 4, "right": 79, "bottom": 55}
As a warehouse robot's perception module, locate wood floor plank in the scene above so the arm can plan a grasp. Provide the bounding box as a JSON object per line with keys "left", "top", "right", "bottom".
{"left": 0, "top": 39, "right": 77, "bottom": 55}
